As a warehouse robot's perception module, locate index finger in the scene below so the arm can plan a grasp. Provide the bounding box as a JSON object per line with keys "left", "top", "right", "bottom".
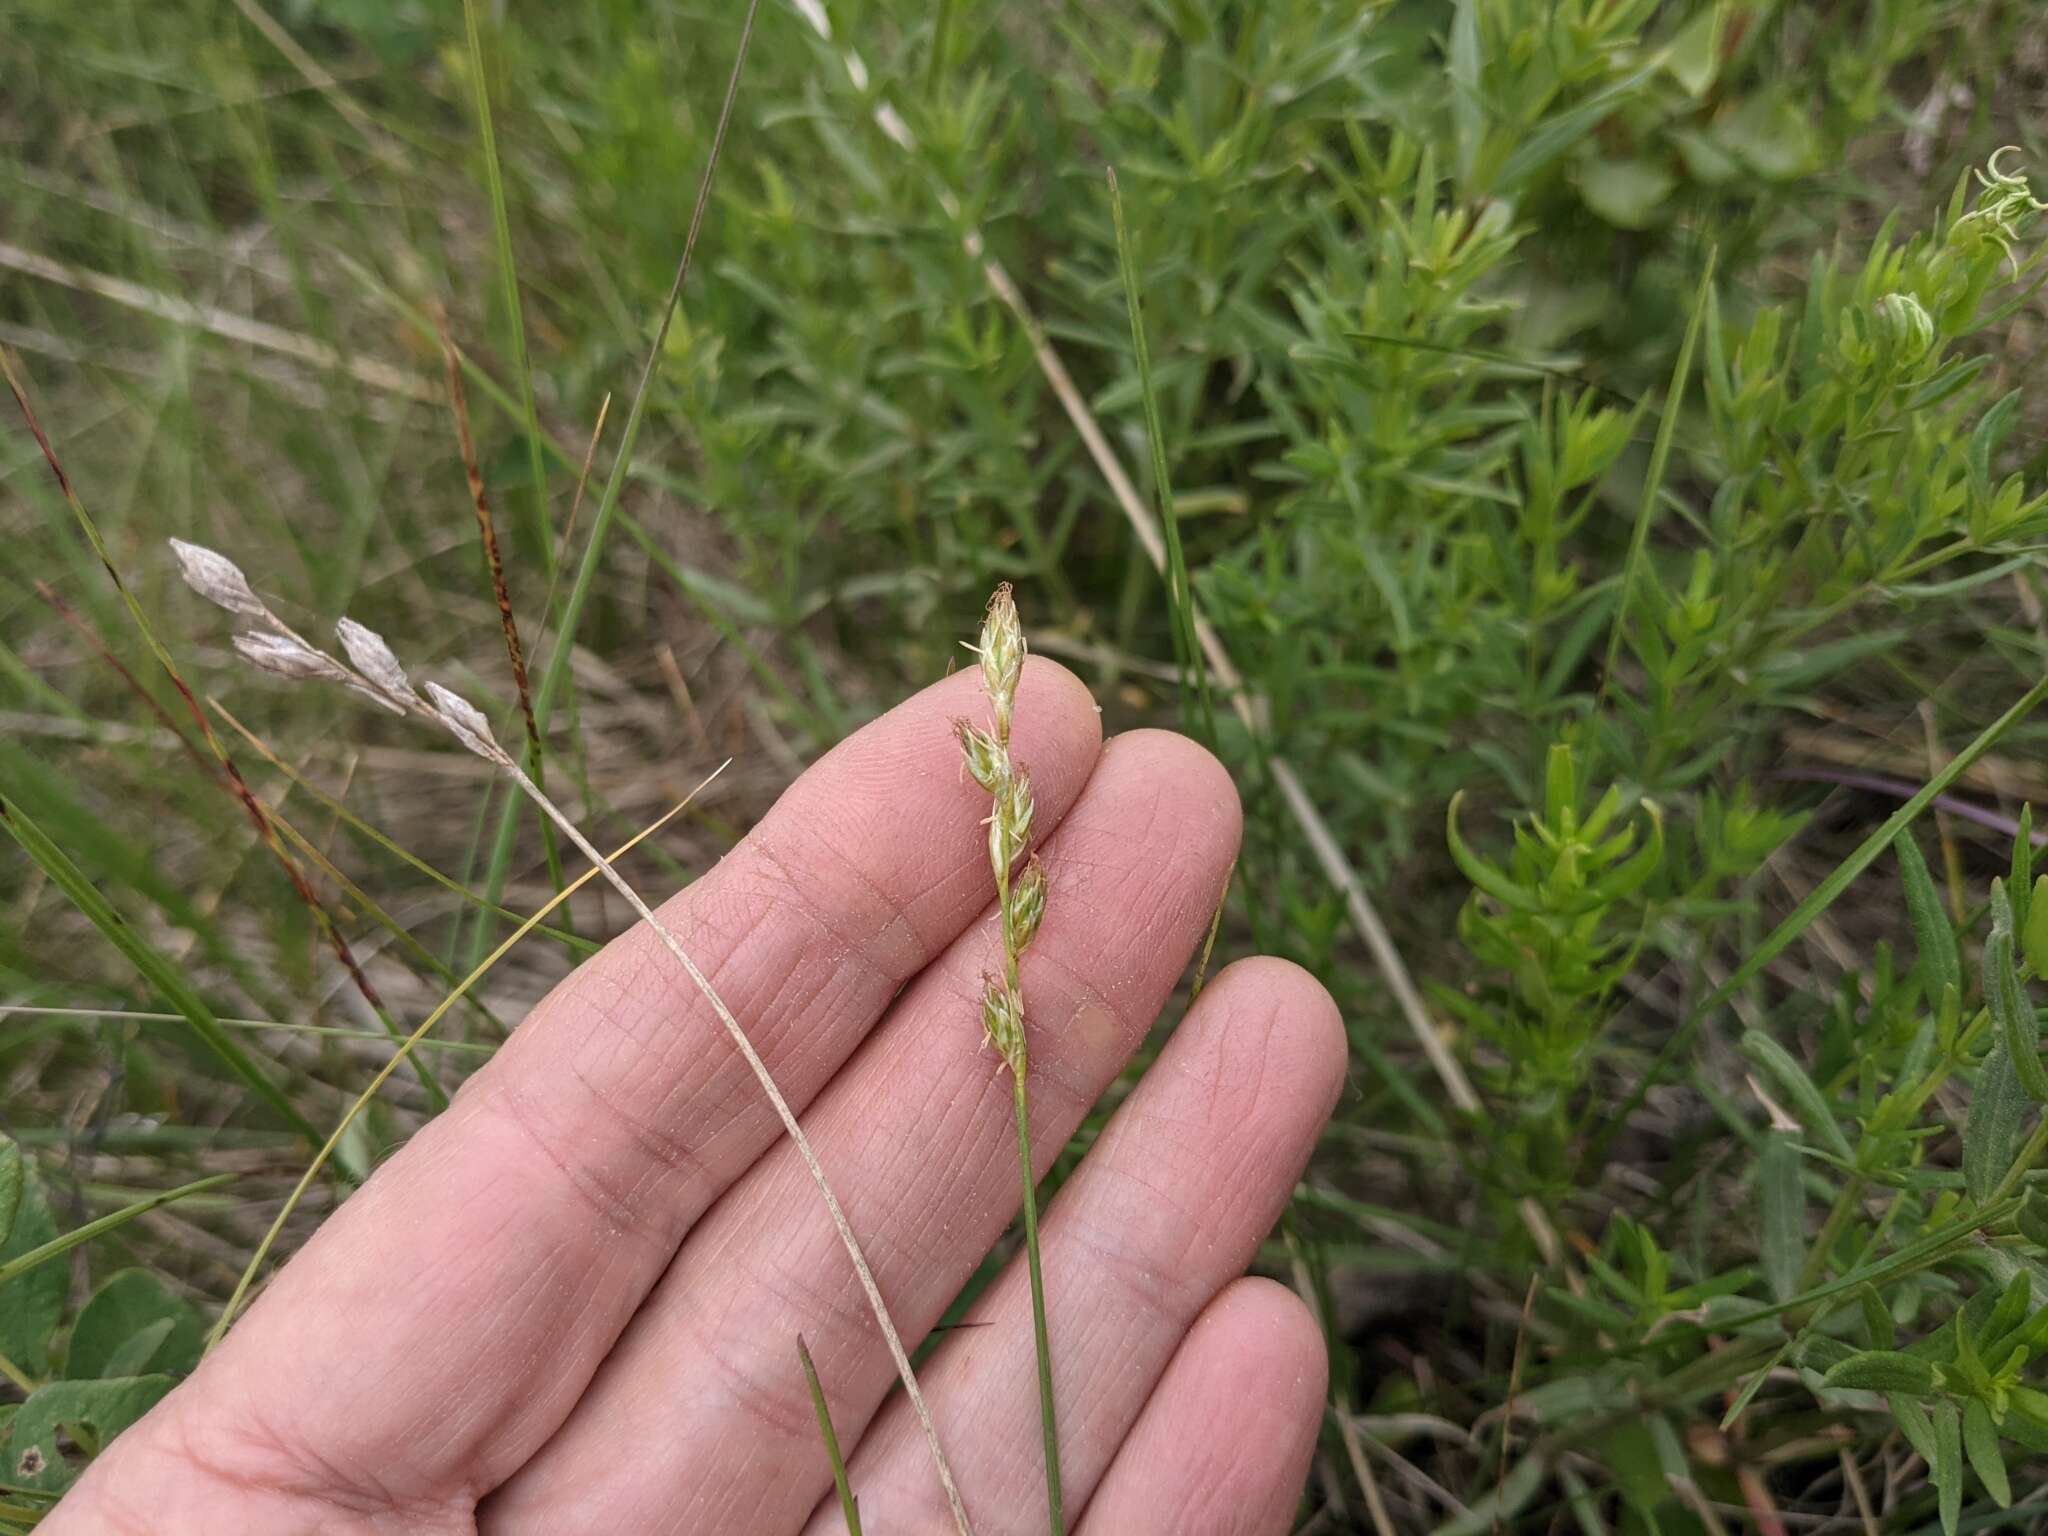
{"left": 73, "top": 658, "right": 1102, "bottom": 1522}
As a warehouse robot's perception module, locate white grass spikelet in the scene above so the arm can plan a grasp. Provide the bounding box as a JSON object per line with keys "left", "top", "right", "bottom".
{"left": 169, "top": 537, "right": 268, "bottom": 620}
{"left": 336, "top": 617, "right": 423, "bottom": 713}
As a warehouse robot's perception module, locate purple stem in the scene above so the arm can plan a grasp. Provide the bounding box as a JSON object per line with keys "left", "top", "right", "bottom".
{"left": 1769, "top": 767, "right": 2045, "bottom": 846}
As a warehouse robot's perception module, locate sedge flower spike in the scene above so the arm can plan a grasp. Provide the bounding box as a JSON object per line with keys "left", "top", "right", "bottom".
{"left": 956, "top": 581, "right": 1063, "bottom": 1529}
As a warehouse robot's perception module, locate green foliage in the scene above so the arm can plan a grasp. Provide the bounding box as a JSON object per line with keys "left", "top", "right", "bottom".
{"left": 0, "top": 1136, "right": 224, "bottom": 1498}
{"left": 6, "top": 0, "right": 2048, "bottom": 1530}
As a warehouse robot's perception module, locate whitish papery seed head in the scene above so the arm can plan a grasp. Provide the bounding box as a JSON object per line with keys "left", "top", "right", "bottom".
{"left": 425, "top": 682, "right": 507, "bottom": 764}
{"left": 232, "top": 630, "right": 350, "bottom": 685}
{"left": 168, "top": 539, "right": 268, "bottom": 620}
{"left": 334, "top": 617, "right": 420, "bottom": 711}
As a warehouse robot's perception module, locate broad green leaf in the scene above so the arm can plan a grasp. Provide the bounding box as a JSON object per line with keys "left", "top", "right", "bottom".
{"left": 1741, "top": 1031, "right": 1854, "bottom": 1161}
{"left": 5, "top": 1375, "right": 173, "bottom": 1494}
{"left": 1964, "top": 1045, "right": 2028, "bottom": 1202}
{"left": 1578, "top": 157, "right": 1675, "bottom": 230}
{"left": 1713, "top": 92, "right": 1818, "bottom": 181}
{"left": 1822, "top": 1350, "right": 1936, "bottom": 1394}
{"left": 1758, "top": 1131, "right": 1804, "bottom": 1302}
{"left": 67, "top": 1269, "right": 205, "bottom": 1381}
{"left": 1898, "top": 835, "right": 1960, "bottom": 1000}
{"left": 1662, "top": 5, "right": 1723, "bottom": 96}
{"left": 0, "top": 1156, "right": 63, "bottom": 1376}
{"left": 1964, "top": 1398, "right": 2012, "bottom": 1506}
{"left": 101, "top": 1318, "right": 178, "bottom": 1381}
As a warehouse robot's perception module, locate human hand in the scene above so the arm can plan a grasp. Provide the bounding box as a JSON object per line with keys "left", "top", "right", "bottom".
{"left": 49, "top": 659, "right": 1345, "bottom": 1535}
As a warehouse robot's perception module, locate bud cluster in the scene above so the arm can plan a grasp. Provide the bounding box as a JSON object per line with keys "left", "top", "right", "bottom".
{"left": 957, "top": 583, "right": 1043, "bottom": 1077}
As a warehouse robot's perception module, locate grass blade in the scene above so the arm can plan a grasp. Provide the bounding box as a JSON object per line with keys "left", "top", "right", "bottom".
{"left": 471, "top": 0, "right": 762, "bottom": 965}
{"left": 798, "top": 1335, "right": 864, "bottom": 1536}
{"left": 0, "top": 797, "right": 316, "bottom": 1144}
{"left": 0, "top": 1174, "right": 235, "bottom": 1289}
{"left": 1106, "top": 166, "right": 1217, "bottom": 745}
{"left": 1598, "top": 250, "right": 1716, "bottom": 706}
{"left": 458, "top": 0, "right": 555, "bottom": 586}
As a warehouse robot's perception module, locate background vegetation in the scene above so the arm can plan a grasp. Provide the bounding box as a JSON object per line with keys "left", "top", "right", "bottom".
{"left": 8, "top": 0, "right": 2048, "bottom": 1528}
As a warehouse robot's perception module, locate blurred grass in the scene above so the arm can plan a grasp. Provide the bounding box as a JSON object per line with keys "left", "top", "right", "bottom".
{"left": 8, "top": 0, "right": 2048, "bottom": 1528}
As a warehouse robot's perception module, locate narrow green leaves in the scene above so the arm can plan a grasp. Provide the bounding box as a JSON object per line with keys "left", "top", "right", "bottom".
{"left": 1987, "top": 879, "right": 2048, "bottom": 1098}
{"left": 2026, "top": 873, "right": 2048, "bottom": 976}
{"left": 1898, "top": 833, "right": 1959, "bottom": 999}
{"left": 1964, "top": 1398, "right": 2012, "bottom": 1507}
{"left": 1741, "top": 1031, "right": 1853, "bottom": 1161}
{"left": 1934, "top": 1398, "right": 1963, "bottom": 1536}
{"left": 1107, "top": 165, "right": 1218, "bottom": 745}
{"left": 797, "top": 1335, "right": 862, "bottom": 1536}
{"left": 1964, "top": 1045, "right": 2027, "bottom": 1203}
{"left": 1823, "top": 1350, "right": 1936, "bottom": 1394}
{"left": 0, "top": 1173, "right": 233, "bottom": 1290}
{"left": 1757, "top": 1130, "right": 1804, "bottom": 1302}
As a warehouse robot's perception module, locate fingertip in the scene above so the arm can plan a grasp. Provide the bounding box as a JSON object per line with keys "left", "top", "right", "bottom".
{"left": 1104, "top": 726, "right": 1243, "bottom": 857}
{"left": 1195, "top": 1276, "right": 1332, "bottom": 1427}
{"left": 1193, "top": 956, "right": 1348, "bottom": 1123}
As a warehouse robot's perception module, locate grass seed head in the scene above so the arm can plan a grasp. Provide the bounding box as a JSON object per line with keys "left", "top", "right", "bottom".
{"left": 956, "top": 718, "right": 1004, "bottom": 792}
{"left": 231, "top": 629, "right": 353, "bottom": 685}
{"left": 168, "top": 538, "right": 269, "bottom": 621}
{"left": 424, "top": 681, "right": 509, "bottom": 765}
{"left": 335, "top": 617, "right": 423, "bottom": 714}
{"left": 1007, "top": 855, "right": 1046, "bottom": 954}
{"left": 975, "top": 582, "right": 1025, "bottom": 736}
{"left": 981, "top": 977, "right": 1024, "bottom": 1071}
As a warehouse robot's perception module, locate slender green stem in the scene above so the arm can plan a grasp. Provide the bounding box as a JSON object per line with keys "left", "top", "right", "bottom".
{"left": 0, "top": 1348, "right": 37, "bottom": 1396}
{"left": 1012, "top": 1068, "right": 1062, "bottom": 1534}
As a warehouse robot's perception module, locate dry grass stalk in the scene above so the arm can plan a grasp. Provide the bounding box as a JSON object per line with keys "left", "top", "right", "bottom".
{"left": 435, "top": 307, "right": 543, "bottom": 771}
{"left": 171, "top": 538, "right": 975, "bottom": 1535}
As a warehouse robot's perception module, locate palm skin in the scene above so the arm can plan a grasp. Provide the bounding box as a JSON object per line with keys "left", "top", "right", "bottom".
{"left": 48, "top": 659, "right": 1345, "bottom": 1535}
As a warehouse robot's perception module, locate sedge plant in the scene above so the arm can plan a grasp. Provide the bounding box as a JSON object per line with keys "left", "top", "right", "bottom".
{"left": 954, "top": 583, "right": 1061, "bottom": 1532}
